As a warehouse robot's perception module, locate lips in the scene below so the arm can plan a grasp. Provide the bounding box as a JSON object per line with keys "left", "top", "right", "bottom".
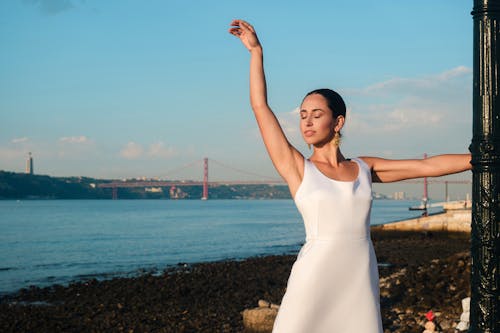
{"left": 303, "top": 130, "right": 315, "bottom": 137}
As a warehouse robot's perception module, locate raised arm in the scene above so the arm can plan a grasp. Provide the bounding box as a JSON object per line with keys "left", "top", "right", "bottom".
{"left": 361, "top": 154, "right": 472, "bottom": 183}
{"left": 229, "top": 20, "right": 303, "bottom": 190}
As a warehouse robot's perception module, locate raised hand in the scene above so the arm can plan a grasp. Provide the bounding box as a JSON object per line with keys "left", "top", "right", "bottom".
{"left": 228, "top": 19, "right": 261, "bottom": 52}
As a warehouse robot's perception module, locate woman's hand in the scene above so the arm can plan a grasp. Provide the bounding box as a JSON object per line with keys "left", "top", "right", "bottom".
{"left": 229, "top": 19, "right": 262, "bottom": 52}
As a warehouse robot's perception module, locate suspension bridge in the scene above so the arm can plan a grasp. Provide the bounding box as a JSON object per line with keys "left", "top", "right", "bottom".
{"left": 97, "top": 158, "right": 285, "bottom": 199}
{"left": 97, "top": 156, "right": 472, "bottom": 200}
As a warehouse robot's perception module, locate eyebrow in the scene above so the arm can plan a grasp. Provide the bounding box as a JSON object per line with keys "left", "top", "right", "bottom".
{"left": 300, "top": 109, "right": 325, "bottom": 113}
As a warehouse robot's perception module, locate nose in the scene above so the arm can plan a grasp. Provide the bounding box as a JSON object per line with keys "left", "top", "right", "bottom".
{"left": 305, "top": 115, "right": 313, "bottom": 126}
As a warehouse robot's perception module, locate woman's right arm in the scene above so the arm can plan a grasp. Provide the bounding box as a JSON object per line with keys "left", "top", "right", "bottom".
{"left": 229, "top": 20, "right": 303, "bottom": 191}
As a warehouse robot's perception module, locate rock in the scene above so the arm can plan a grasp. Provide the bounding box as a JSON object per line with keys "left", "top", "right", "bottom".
{"left": 455, "top": 297, "right": 471, "bottom": 331}
{"left": 258, "top": 300, "right": 270, "bottom": 308}
{"left": 462, "top": 297, "right": 470, "bottom": 312}
{"left": 242, "top": 307, "right": 278, "bottom": 333}
{"left": 424, "top": 320, "right": 436, "bottom": 331}
{"left": 459, "top": 311, "right": 469, "bottom": 322}
{"left": 456, "top": 321, "right": 468, "bottom": 331}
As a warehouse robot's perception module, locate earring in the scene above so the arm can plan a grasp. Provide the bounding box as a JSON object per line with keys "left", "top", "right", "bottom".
{"left": 333, "top": 132, "right": 341, "bottom": 146}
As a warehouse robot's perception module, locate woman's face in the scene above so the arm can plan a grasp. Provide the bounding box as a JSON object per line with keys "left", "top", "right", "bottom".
{"left": 300, "top": 93, "right": 338, "bottom": 146}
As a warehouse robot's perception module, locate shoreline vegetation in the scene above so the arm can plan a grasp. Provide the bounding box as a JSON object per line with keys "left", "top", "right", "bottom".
{"left": 0, "top": 170, "right": 410, "bottom": 200}
{"left": 0, "top": 230, "right": 471, "bottom": 333}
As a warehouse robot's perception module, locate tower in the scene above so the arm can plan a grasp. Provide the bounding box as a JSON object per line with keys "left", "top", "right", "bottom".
{"left": 26, "top": 152, "right": 34, "bottom": 175}
{"left": 202, "top": 157, "right": 208, "bottom": 200}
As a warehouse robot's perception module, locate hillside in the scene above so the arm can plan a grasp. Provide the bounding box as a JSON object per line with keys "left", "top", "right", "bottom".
{"left": 0, "top": 171, "right": 292, "bottom": 200}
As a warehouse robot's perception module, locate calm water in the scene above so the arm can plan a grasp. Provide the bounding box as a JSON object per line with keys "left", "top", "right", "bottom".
{"left": 0, "top": 199, "right": 434, "bottom": 295}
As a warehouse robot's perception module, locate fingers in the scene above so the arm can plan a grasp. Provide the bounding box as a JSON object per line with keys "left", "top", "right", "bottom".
{"left": 229, "top": 19, "right": 255, "bottom": 33}
{"left": 239, "top": 20, "right": 255, "bottom": 33}
{"left": 228, "top": 27, "right": 242, "bottom": 37}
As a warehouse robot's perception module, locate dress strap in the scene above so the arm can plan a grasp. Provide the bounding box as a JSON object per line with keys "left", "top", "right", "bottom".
{"left": 351, "top": 157, "right": 372, "bottom": 183}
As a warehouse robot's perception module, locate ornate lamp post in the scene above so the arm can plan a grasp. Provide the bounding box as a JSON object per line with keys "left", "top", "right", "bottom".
{"left": 470, "top": 0, "right": 500, "bottom": 331}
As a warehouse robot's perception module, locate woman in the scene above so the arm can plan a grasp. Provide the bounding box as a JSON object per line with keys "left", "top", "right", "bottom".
{"left": 229, "top": 19, "right": 471, "bottom": 333}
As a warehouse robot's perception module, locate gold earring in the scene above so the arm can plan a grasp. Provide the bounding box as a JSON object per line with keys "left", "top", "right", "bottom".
{"left": 333, "top": 132, "right": 341, "bottom": 146}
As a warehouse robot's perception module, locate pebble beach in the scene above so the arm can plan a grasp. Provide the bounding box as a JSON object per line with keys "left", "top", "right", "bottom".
{"left": 0, "top": 230, "right": 471, "bottom": 333}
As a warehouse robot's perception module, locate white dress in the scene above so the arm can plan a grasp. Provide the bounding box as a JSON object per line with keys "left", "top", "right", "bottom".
{"left": 272, "top": 157, "right": 383, "bottom": 333}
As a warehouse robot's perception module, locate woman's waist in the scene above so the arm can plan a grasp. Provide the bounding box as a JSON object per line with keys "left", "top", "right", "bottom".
{"left": 305, "top": 232, "right": 371, "bottom": 242}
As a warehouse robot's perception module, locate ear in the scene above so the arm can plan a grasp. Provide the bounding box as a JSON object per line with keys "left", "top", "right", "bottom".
{"left": 334, "top": 115, "right": 345, "bottom": 132}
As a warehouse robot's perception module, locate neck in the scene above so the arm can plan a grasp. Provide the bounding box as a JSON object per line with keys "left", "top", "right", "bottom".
{"left": 310, "top": 143, "right": 345, "bottom": 167}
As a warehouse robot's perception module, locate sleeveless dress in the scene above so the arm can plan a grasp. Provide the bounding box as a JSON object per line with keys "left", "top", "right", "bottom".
{"left": 272, "top": 157, "right": 383, "bottom": 333}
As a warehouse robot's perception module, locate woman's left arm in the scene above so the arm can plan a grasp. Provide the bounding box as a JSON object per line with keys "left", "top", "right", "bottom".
{"left": 361, "top": 154, "right": 472, "bottom": 183}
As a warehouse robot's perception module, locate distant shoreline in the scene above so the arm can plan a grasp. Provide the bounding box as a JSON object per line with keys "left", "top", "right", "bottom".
{"left": 1, "top": 170, "right": 431, "bottom": 200}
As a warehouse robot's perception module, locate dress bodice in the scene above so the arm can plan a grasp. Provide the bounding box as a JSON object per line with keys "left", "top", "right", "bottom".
{"left": 293, "top": 157, "right": 373, "bottom": 241}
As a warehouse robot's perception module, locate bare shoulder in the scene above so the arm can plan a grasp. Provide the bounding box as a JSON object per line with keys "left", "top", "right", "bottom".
{"left": 358, "top": 156, "right": 408, "bottom": 171}
{"left": 357, "top": 156, "right": 378, "bottom": 169}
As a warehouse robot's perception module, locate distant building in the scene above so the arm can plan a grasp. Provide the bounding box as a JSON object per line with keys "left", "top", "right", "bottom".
{"left": 26, "top": 152, "right": 34, "bottom": 175}
{"left": 145, "top": 187, "right": 163, "bottom": 193}
{"left": 393, "top": 191, "right": 406, "bottom": 200}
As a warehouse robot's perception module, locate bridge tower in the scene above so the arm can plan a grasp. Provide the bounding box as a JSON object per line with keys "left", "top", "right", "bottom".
{"left": 202, "top": 157, "right": 208, "bottom": 200}
{"left": 423, "top": 153, "right": 428, "bottom": 210}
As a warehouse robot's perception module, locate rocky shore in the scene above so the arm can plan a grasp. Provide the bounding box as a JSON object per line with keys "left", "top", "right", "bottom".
{"left": 0, "top": 230, "right": 470, "bottom": 333}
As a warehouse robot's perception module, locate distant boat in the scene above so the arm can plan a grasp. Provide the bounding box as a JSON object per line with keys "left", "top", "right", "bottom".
{"left": 409, "top": 198, "right": 428, "bottom": 211}
{"left": 409, "top": 205, "right": 427, "bottom": 211}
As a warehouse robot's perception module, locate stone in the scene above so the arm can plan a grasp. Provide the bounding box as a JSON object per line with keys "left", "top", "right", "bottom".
{"left": 462, "top": 297, "right": 470, "bottom": 312}
{"left": 460, "top": 311, "right": 470, "bottom": 322}
{"left": 242, "top": 307, "right": 278, "bottom": 332}
{"left": 258, "top": 299, "right": 270, "bottom": 308}
{"left": 455, "top": 297, "right": 471, "bottom": 331}
{"left": 456, "top": 321, "right": 469, "bottom": 331}
{"left": 424, "top": 320, "right": 436, "bottom": 331}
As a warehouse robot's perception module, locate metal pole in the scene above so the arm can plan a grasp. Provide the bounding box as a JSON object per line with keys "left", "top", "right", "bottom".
{"left": 470, "top": 1, "right": 500, "bottom": 331}
{"left": 423, "top": 153, "right": 428, "bottom": 211}
{"left": 202, "top": 158, "right": 209, "bottom": 200}
{"left": 445, "top": 181, "right": 449, "bottom": 202}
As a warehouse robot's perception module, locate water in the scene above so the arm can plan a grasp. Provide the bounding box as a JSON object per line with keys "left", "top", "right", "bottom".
{"left": 0, "top": 199, "right": 436, "bottom": 295}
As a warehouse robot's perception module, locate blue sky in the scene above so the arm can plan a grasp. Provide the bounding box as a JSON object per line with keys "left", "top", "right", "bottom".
{"left": 1, "top": 0, "right": 473, "bottom": 183}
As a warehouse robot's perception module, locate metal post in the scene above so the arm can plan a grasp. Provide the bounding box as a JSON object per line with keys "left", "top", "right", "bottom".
{"left": 445, "top": 181, "right": 449, "bottom": 202}
{"left": 202, "top": 158, "right": 209, "bottom": 200}
{"left": 470, "top": 1, "right": 500, "bottom": 331}
{"left": 423, "top": 153, "right": 428, "bottom": 212}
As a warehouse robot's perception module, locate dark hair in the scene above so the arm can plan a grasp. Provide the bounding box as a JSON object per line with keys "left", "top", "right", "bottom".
{"left": 304, "top": 89, "right": 346, "bottom": 118}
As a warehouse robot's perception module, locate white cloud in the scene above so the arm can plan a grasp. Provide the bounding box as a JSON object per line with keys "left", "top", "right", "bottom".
{"left": 11, "top": 137, "right": 29, "bottom": 144}
{"left": 119, "top": 141, "right": 176, "bottom": 160}
{"left": 436, "top": 66, "right": 472, "bottom": 81}
{"left": 354, "top": 66, "right": 472, "bottom": 97}
{"left": 120, "top": 142, "right": 144, "bottom": 160}
{"left": 59, "top": 136, "right": 90, "bottom": 144}
{"left": 345, "top": 66, "right": 471, "bottom": 133}
{"left": 147, "top": 141, "right": 175, "bottom": 159}
{"left": 339, "top": 66, "right": 472, "bottom": 157}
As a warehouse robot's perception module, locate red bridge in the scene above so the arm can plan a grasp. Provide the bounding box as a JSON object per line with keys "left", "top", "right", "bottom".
{"left": 97, "top": 156, "right": 471, "bottom": 200}
{"left": 97, "top": 158, "right": 285, "bottom": 199}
